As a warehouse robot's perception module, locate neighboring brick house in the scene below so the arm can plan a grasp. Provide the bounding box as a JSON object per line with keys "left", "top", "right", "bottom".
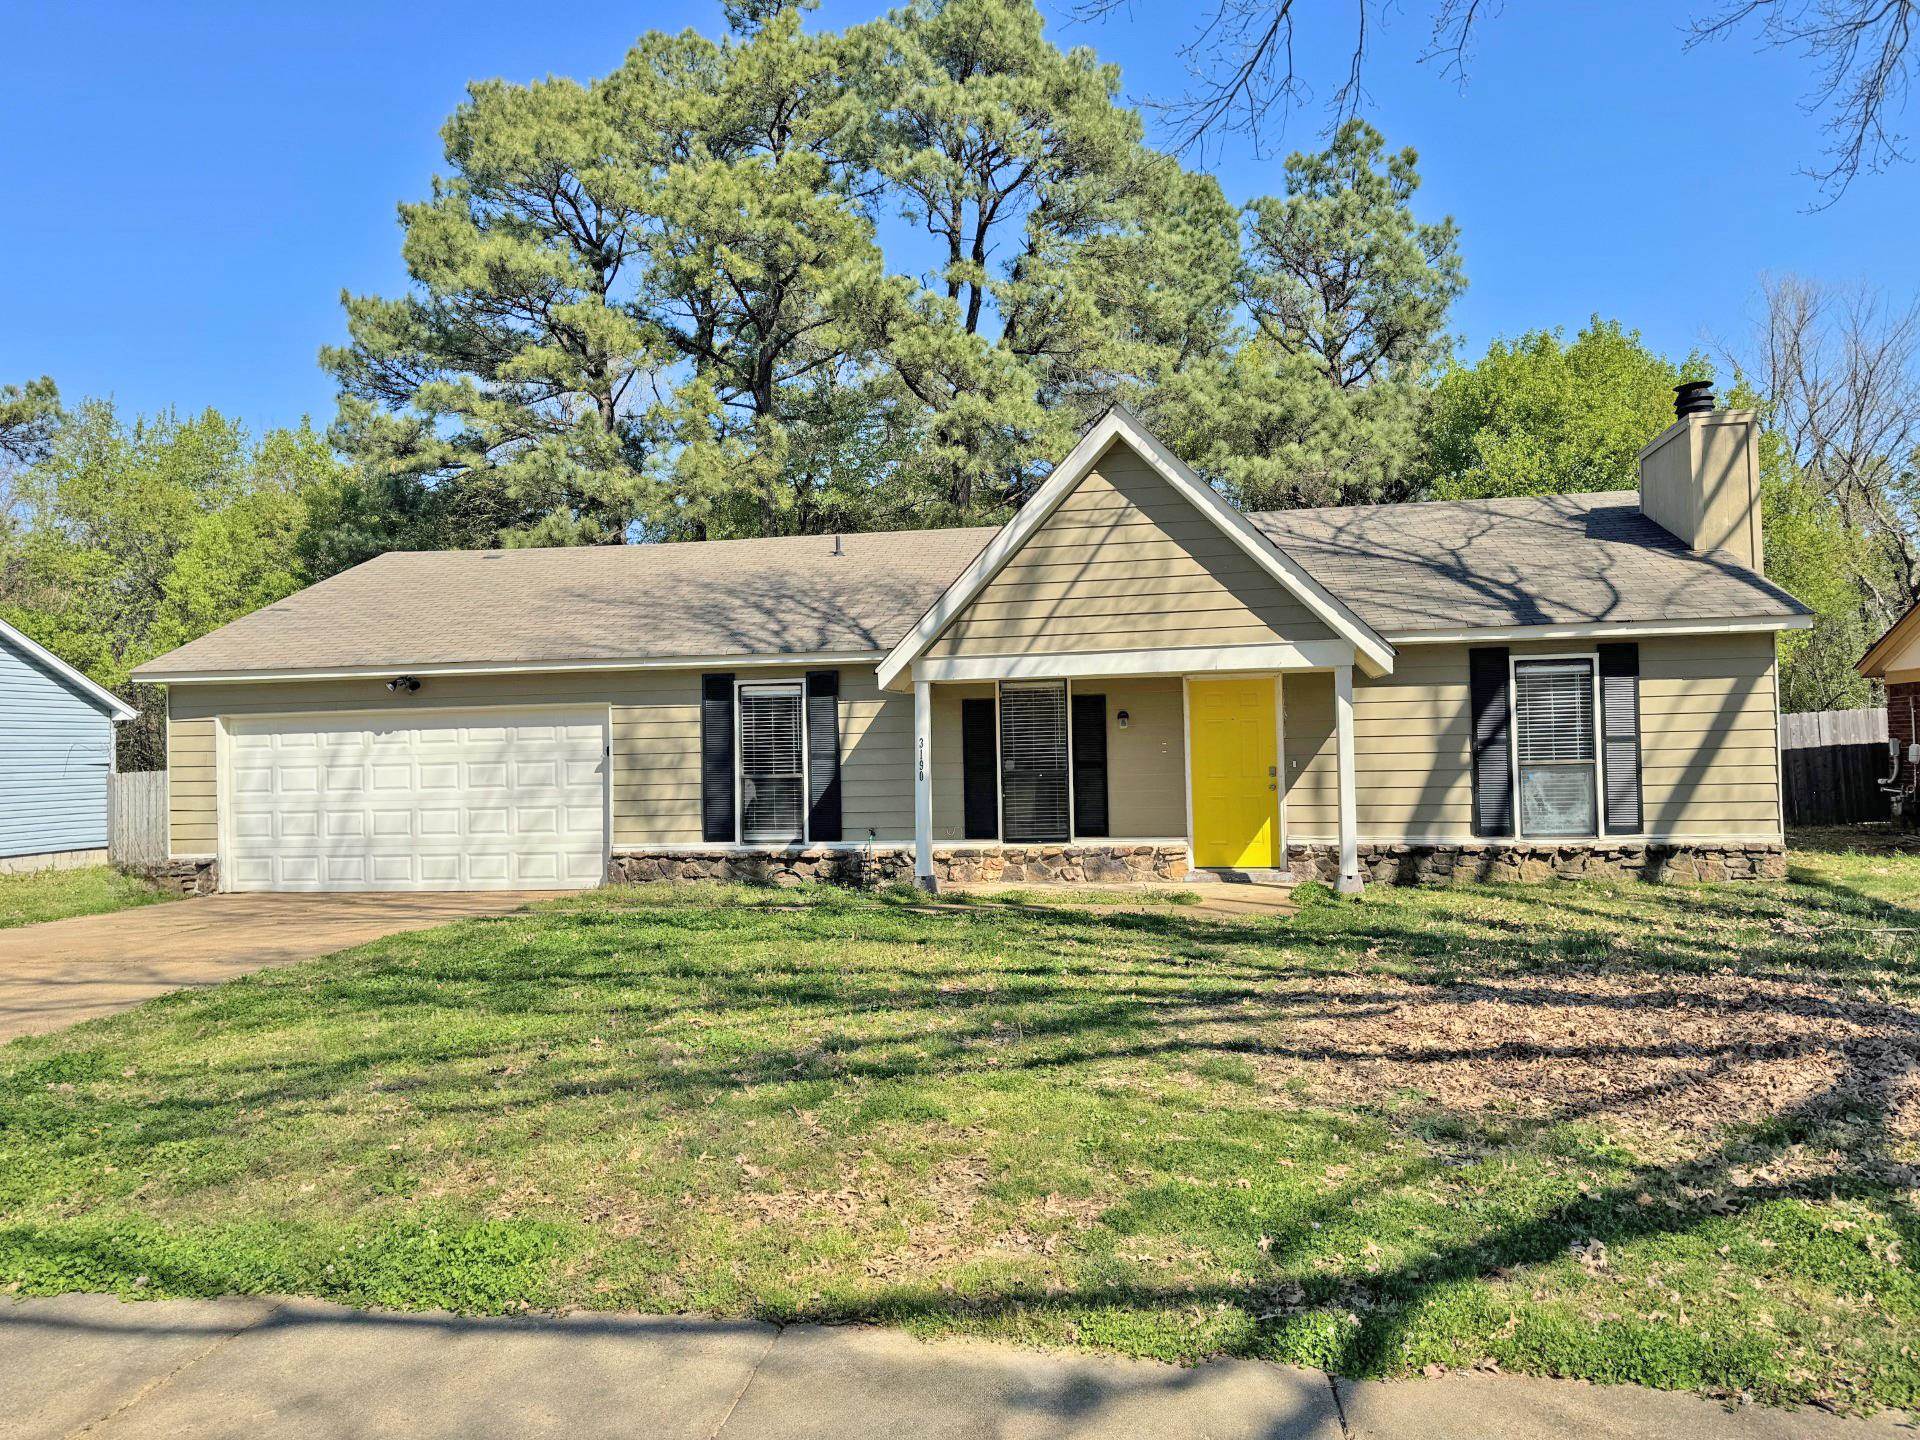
{"left": 1859, "top": 611, "right": 1920, "bottom": 812}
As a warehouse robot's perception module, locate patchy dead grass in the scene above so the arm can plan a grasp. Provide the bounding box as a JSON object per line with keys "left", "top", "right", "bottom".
{"left": 1254, "top": 968, "right": 1920, "bottom": 1166}
{"left": 3, "top": 843, "right": 1920, "bottom": 1413}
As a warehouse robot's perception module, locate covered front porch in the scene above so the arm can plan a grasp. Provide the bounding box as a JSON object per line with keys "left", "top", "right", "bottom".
{"left": 902, "top": 645, "right": 1366, "bottom": 894}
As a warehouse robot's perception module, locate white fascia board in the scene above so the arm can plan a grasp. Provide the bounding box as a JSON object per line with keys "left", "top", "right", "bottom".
{"left": 913, "top": 640, "right": 1355, "bottom": 684}
{"left": 134, "top": 650, "right": 884, "bottom": 686}
{"left": 0, "top": 618, "right": 136, "bottom": 720}
{"left": 1385, "top": 614, "right": 1812, "bottom": 646}
{"left": 875, "top": 408, "right": 1395, "bottom": 692}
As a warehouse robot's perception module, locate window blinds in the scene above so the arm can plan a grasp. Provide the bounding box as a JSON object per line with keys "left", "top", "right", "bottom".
{"left": 999, "top": 684, "right": 1069, "bottom": 843}
{"left": 739, "top": 686, "right": 804, "bottom": 843}
{"left": 1514, "top": 663, "right": 1595, "bottom": 763}
{"left": 1514, "top": 660, "right": 1597, "bottom": 837}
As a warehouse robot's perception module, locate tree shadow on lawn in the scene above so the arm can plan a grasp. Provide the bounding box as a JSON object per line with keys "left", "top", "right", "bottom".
{"left": 5, "top": 874, "right": 1919, "bottom": 1405}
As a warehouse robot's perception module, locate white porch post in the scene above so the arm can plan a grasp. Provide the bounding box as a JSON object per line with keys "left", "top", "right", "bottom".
{"left": 1334, "top": 663, "right": 1363, "bottom": 894}
{"left": 913, "top": 677, "right": 936, "bottom": 891}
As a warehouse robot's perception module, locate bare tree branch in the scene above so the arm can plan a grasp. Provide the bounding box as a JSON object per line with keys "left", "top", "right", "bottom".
{"left": 1749, "top": 273, "right": 1920, "bottom": 607}
{"left": 1070, "top": 0, "right": 1911, "bottom": 197}
{"left": 1689, "top": 0, "right": 1915, "bottom": 204}
{"left": 1068, "top": 0, "right": 1336, "bottom": 156}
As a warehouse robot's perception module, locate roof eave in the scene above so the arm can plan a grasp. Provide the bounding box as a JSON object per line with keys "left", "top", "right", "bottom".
{"left": 131, "top": 649, "right": 889, "bottom": 686}
{"left": 0, "top": 618, "right": 137, "bottom": 721}
{"left": 1386, "top": 613, "right": 1813, "bottom": 645}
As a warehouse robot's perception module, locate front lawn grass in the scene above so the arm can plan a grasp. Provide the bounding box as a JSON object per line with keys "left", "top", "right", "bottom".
{"left": 0, "top": 865, "right": 176, "bottom": 930}
{"left": 2, "top": 841, "right": 1916, "bottom": 1414}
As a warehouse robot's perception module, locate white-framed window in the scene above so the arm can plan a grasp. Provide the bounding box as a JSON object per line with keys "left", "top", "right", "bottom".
{"left": 1512, "top": 657, "right": 1601, "bottom": 838}
{"left": 998, "top": 682, "right": 1070, "bottom": 843}
{"left": 737, "top": 681, "right": 806, "bottom": 844}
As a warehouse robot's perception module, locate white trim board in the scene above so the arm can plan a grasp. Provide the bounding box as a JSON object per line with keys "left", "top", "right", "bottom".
{"left": 137, "top": 650, "right": 882, "bottom": 686}
{"left": 1280, "top": 832, "right": 1787, "bottom": 848}
{"left": 913, "top": 640, "right": 1356, "bottom": 684}
{"left": 1387, "top": 615, "right": 1810, "bottom": 645}
{"left": 0, "top": 617, "right": 136, "bottom": 720}
{"left": 875, "top": 407, "right": 1394, "bottom": 692}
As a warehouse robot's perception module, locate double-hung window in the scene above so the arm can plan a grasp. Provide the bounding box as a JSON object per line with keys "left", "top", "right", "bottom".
{"left": 999, "top": 683, "right": 1070, "bottom": 843}
{"left": 1513, "top": 658, "right": 1599, "bottom": 838}
{"left": 737, "top": 682, "right": 806, "bottom": 844}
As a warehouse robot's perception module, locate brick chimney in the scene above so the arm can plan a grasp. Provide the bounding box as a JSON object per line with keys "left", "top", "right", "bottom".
{"left": 1636, "top": 381, "right": 1764, "bottom": 572}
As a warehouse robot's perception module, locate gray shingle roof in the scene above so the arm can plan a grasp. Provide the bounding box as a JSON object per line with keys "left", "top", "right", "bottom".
{"left": 134, "top": 528, "right": 996, "bottom": 678}
{"left": 134, "top": 490, "right": 1806, "bottom": 679}
{"left": 1251, "top": 491, "right": 1807, "bottom": 636}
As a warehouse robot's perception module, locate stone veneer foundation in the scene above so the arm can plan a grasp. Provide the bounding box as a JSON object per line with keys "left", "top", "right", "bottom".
{"left": 119, "top": 859, "right": 219, "bottom": 895}
{"left": 1285, "top": 841, "right": 1788, "bottom": 886}
{"left": 119, "top": 841, "right": 1787, "bottom": 897}
{"left": 608, "top": 844, "right": 1193, "bottom": 889}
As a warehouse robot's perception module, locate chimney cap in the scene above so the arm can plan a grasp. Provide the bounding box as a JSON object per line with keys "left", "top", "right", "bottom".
{"left": 1674, "top": 379, "right": 1716, "bottom": 420}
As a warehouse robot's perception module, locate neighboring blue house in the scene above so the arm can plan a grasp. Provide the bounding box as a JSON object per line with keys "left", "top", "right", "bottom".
{"left": 0, "top": 618, "right": 135, "bottom": 873}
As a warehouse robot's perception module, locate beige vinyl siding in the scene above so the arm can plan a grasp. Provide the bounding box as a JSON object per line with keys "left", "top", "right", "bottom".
{"left": 839, "top": 667, "right": 912, "bottom": 838}
{"left": 1100, "top": 678, "right": 1187, "bottom": 837}
{"left": 1638, "top": 634, "right": 1780, "bottom": 834}
{"left": 1283, "top": 649, "right": 1474, "bottom": 842}
{"left": 929, "top": 441, "right": 1333, "bottom": 659}
{"left": 931, "top": 683, "right": 994, "bottom": 842}
{"left": 1282, "top": 634, "right": 1782, "bottom": 843}
{"left": 166, "top": 663, "right": 918, "bottom": 854}
{"left": 166, "top": 718, "right": 218, "bottom": 857}
{"left": 929, "top": 677, "right": 1187, "bottom": 841}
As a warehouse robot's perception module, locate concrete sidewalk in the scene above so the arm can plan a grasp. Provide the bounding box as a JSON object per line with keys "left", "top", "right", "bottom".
{"left": 4, "top": 1295, "right": 1909, "bottom": 1439}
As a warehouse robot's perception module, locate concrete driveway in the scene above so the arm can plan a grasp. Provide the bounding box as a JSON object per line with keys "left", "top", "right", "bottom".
{"left": 0, "top": 891, "right": 556, "bottom": 1043}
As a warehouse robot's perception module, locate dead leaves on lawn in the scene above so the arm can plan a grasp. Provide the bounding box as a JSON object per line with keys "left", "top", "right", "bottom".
{"left": 1245, "top": 968, "right": 1920, "bottom": 1177}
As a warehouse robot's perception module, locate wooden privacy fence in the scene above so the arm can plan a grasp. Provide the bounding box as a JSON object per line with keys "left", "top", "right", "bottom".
{"left": 1780, "top": 707, "right": 1892, "bottom": 827}
{"left": 108, "top": 771, "right": 168, "bottom": 865}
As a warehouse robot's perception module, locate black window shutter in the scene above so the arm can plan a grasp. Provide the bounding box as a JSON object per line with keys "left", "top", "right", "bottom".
{"left": 805, "top": 669, "right": 842, "bottom": 842}
{"left": 1071, "top": 692, "right": 1109, "bottom": 837}
{"left": 961, "top": 697, "right": 999, "bottom": 840}
{"left": 1469, "top": 648, "right": 1514, "bottom": 837}
{"left": 701, "top": 673, "right": 736, "bottom": 843}
{"left": 1598, "top": 643, "right": 1643, "bottom": 834}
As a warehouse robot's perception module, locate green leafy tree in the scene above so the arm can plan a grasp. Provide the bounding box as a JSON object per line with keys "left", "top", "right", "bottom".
{"left": 1416, "top": 319, "right": 1889, "bottom": 710}
{"left": 1241, "top": 120, "right": 1462, "bottom": 394}
{"left": 620, "top": 8, "right": 901, "bottom": 538}
{"left": 324, "top": 68, "right": 671, "bottom": 549}
{"left": 0, "top": 376, "right": 62, "bottom": 546}
{"left": 852, "top": 0, "right": 1241, "bottom": 509}
{"left": 0, "top": 376, "right": 60, "bottom": 470}
{"left": 0, "top": 403, "right": 342, "bottom": 767}
{"left": 1423, "top": 319, "right": 1710, "bottom": 499}
{"left": 1152, "top": 120, "right": 1461, "bottom": 509}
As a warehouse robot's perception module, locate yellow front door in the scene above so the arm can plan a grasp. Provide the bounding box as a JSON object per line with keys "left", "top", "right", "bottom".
{"left": 1188, "top": 678, "right": 1280, "bottom": 869}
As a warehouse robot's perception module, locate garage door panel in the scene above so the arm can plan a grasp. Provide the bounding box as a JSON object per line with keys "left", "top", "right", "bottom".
{"left": 468, "top": 854, "right": 511, "bottom": 883}
{"left": 227, "top": 710, "right": 604, "bottom": 893}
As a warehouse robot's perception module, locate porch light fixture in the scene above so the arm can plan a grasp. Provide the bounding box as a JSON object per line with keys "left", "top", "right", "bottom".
{"left": 1116, "top": 710, "right": 1130, "bottom": 729}
{"left": 387, "top": 675, "right": 421, "bottom": 694}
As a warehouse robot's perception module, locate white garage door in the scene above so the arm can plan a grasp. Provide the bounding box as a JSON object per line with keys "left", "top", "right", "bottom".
{"left": 225, "top": 710, "right": 607, "bottom": 892}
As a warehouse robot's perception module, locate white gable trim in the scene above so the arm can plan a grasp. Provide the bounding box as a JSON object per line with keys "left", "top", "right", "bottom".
{"left": 0, "top": 618, "right": 136, "bottom": 721}
{"left": 874, "top": 409, "right": 1394, "bottom": 692}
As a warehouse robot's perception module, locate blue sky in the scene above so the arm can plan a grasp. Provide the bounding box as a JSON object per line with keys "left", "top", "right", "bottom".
{"left": 1, "top": 0, "right": 1912, "bottom": 437}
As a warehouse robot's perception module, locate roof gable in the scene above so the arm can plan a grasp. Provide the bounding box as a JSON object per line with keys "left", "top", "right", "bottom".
{"left": 926, "top": 439, "right": 1337, "bottom": 659}
{"left": 1860, "top": 601, "right": 1920, "bottom": 679}
{"left": 0, "top": 619, "right": 134, "bottom": 721}
{"left": 876, "top": 409, "right": 1394, "bottom": 689}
